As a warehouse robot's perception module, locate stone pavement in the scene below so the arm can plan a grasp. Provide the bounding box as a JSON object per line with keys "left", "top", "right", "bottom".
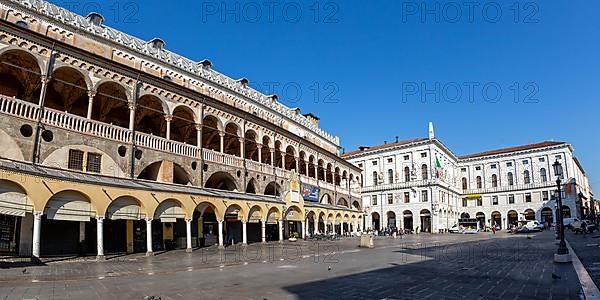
{"left": 0, "top": 231, "right": 583, "bottom": 299}
{"left": 567, "top": 230, "right": 600, "bottom": 290}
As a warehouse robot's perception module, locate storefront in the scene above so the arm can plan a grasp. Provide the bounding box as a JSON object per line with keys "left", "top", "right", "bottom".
{"left": 0, "top": 214, "right": 20, "bottom": 254}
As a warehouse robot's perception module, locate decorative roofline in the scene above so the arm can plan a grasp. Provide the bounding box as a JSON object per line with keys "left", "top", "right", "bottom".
{"left": 7, "top": 0, "right": 340, "bottom": 147}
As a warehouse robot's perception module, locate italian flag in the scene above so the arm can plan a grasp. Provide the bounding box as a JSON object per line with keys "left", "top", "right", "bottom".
{"left": 435, "top": 157, "right": 442, "bottom": 178}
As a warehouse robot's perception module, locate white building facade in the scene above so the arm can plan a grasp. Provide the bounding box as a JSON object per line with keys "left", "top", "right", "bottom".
{"left": 343, "top": 125, "right": 593, "bottom": 233}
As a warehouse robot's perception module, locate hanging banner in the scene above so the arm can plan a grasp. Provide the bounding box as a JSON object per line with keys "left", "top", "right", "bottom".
{"left": 301, "top": 184, "right": 319, "bottom": 202}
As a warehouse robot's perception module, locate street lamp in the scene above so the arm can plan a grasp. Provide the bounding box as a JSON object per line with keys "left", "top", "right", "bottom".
{"left": 553, "top": 160, "right": 570, "bottom": 262}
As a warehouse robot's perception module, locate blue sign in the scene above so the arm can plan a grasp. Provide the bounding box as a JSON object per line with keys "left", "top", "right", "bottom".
{"left": 302, "top": 184, "right": 320, "bottom": 202}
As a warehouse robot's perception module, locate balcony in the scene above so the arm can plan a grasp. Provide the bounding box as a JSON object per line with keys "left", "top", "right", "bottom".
{"left": 0, "top": 95, "right": 356, "bottom": 195}
{"left": 361, "top": 179, "right": 440, "bottom": 193}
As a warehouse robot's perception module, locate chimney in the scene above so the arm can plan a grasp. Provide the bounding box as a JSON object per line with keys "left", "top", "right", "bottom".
{"left": 86, "top": 12, "right": 104, "bottom": 26}
{"left": 148, "top": 38, "right": 165, "bottom": 50}
{"left": 198, "top": 59, "right": 213, "bottom": 70}
{"left": 237, "top": 78, "right": 249, "bottom": 88}
{"left": 303, "top": 113, "right": 320, "bottom": 127}
{"left": 395, "top": 136, "right": 399, "bottom": 143}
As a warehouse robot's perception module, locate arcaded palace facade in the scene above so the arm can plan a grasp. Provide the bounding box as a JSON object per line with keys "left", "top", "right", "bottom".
{"left": 344, "top": 124, "right": 593, "bottom": 234}
{"left": 0, "top": 0, "right": 362, "bottom": 259}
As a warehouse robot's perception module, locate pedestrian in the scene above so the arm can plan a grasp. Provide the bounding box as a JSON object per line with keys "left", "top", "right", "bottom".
{"left": 581, "top": 221, "right": 587, "bottom": 237}
{"left": 491, "top": 224, "right": 496, "bottom": 234}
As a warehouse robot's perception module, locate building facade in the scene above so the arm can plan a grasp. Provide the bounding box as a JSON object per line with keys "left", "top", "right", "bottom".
{"left": 343, "top": 124, "right": 593, "bottom": 234}
{"left": 0, "top": 0, "right": 362, "bottom": 259}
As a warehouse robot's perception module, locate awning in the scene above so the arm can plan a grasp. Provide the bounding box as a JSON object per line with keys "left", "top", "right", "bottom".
{"left": 266, "top": 211, "right": 279, "bottom": 224}
{"left": 248, "top": 209, "right": 262, "bottom": 223}
{"left": 45, "top": 191, "right": 94, "bottom": 222}
{"left": 465, "top": 194, "right": 481, "bottom": 199}
{"left": 0, "top": 190, "right": 32, "bottom": 217}
{"left": 154, "top": 201, "right": 185, "bottom": 223}
{"left": 285, "top": 209, "right": 302, "bottom": 222}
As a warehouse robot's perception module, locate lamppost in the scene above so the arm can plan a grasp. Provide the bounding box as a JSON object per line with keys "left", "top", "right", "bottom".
{"left": 553, "top": 160, "right": 570, "bottom": 262}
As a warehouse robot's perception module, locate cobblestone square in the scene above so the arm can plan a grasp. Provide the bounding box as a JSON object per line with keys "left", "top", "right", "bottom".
{"left": 0, "top": 231, "right": 583, "bottom": 299}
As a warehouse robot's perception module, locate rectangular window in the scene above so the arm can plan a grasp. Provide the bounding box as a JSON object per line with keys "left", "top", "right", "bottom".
{"left": 387, "top": 158, "right": 393, "bottom": 163}
{"left": 555, "top": 155, "right": 562, "bottom": 160}
{"left": 421, "top": 152, "right": 427, "bottom": 158}
{"left": 477, "top": 198, "right": 482, "bottom": 206}
{"left": 404, "top": 155, "right": 409, "bottom": 160}
{"left": 86, "top": 153, "right": 102, "bottom": 173}
{"left": 508, "top": 194, "right": 515, "bottom": 204}
{"left": 491, "top": 164, "right": 497, "bottom": 169}
{"left": 506, "top": 162, "right": 513, "bottom": 167}
{"left": 404, "top": 192, "right": 410, "bottom": 204}
{"left": 358, "top": 163, "right": 363, "bottom": 168}
{"left": 475, "top": 166, "right": 481, "bottom": 171}
{"left": 542, "top": 191, "right": 549, "bottom": 201}
{"left": 525, "top": 193, "right": 532, "bottom": 203}
{"left": 421, "top": 190, "right": 428, "bottom": 202}
{"left": 387, "top": 194, "right": 393, "bottom": 204}
{"left": 523, "top": 160, "right": 529, "bottom": 165}
{"left": 68, "top": 149, "right": 84, "bottom": 171}
{"left": 492, "top": 196, "right": 498, "bottom": 205}
{"left": 539, "top": 157, "right": 545, "bottom": 162}
{"left": 462, "top": 199, "right": 467, "bottom": 207}
{"left": 371, "top": 195, "right": 377, "bottom": 206}
{"left": 461, "top": 168, "right": 467, "bottom": 172}
{"left": 372, "top": 161, "right": 377, "bottom": 165}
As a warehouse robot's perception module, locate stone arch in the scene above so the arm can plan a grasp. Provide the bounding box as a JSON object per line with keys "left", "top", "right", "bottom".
{"left": 202, "top": 114, "right": 222, "bottom": 151}
{"left": 266, "top": 206, "right": 281, "bottom": 223}
{"left": 264, "top": 181, "right": 282, "bottom": 196}
{"left": 205, "top": 171, "right": 240, "bottom": 191}
{"left": 244, "top": 129, "right": 259, "bottom": 161}
{"left": 135, "top": 94, "right": 167, "bottom": 137}
{"left": 0, "top": 129, "right": 25, "bottom": 161}
{"left": 45, "top": 66, "right": 90, "bottom": 117}
{"left": 42, "top": 144, "right": 126, "bottom": 177}
{"left": 44, "top": 190, "right": 96, "bottom": 221}
{"left": 171, "top": 104, "right": 197, "bottom": 145}
{"left": 0, "top": 47, "right": 43, "bottom": 103}
{"left": 246, "top": 178, "right": 259, "bottom": 194}
{"left": 284, "top": 205, "right": 303, "bottom": 222}
{"left": 138, "top": 91, "right": 170, "bottom": 115}
{"left": 137, "top": 160, "right": 191, "bottom": 185}
{"left": 223, "top": 122, "right": 241, "bottom": 156}
{"left": 284, "top": 145, "right": 296, "bottom": 171}
{"left": 320, "top": 193, "right": 333, "bottom": 205}
{"left": 337, "top": 197, "right": 349, "bottom": 207}
{"left": 0, "top": 46, "right": 46, "bottom": 75}
{"left": 0, "top": 179, "right": 33, "bottom": 215}
{"left": 225, "top": 203, "right": 246, "bottom": 222}
{"left": 105, "top": 196, "right": 147, "bottom": 220}
{"left": 195, "top": 201, "right": 223, "bottom": 221}
{"left": 154, "top": 198, "right": 187, "bottom": 222}
{"left": 92, "top": 81, "right": 129, "bottom": 128}
{"left": 261, "top": 135, "right": 272, "bottom": 165}
{"left": 248, "top": 205, "right": 264, "bottom": 223}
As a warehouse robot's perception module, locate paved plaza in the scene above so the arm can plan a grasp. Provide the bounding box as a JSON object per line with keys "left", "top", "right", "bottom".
{"left": 0, "top": 231, "right": 584, "bottom": 299}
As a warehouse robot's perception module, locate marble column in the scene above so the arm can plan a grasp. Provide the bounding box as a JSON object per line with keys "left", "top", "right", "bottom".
{"left": 242, "top": 220, "right": 247, "bottom": 245}
{"left": 186, "top": 219, "right": 192, "bottom": 252}
{"left": 278, "top": 220, "right": 283, "bottom": 242}
{"left": 32, "top": 212, "right": 42, "bottom": 261}
{"left": 261, "top": 220, "right": 266, "bottom": 243}
{"left": 145, "top": 218, "right": 153, "bottom": 256}
{"left": 165, "top": 115, "right": 173, "bottom": 140}
{"left": 218, "top": 220, "right": 224, "bottom": 248}
{"left": 96, "top": 217, "right": 105, "bottom": 260}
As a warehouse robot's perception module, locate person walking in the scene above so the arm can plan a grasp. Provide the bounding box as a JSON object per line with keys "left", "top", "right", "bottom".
{"left": 491, "top": 224, "right": 496, "bottom": 234}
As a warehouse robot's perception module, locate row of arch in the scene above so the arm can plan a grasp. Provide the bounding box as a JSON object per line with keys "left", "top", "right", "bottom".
{"left": 0, "top": 48, "right": 359, "bottom": 186}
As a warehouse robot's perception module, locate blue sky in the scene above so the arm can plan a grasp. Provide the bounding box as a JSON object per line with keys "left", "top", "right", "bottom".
{"left": 50, "top": 0, "right": 599, "bottom": 191}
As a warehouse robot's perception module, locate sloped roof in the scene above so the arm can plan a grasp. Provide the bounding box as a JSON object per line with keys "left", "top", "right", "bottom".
{"left": 341, "top": 138, "right": 429, "bottom": 157}
{"left": 458, "top": 141, "right": 566, "bottom": 159}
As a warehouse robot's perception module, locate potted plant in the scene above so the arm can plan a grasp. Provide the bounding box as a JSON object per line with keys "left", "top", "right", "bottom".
{"left": 289, "top": 232, "right": 299, "bottom": 242}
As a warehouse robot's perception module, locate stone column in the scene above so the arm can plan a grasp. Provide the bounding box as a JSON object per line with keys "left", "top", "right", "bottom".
{"left": 186, "top": 219, "right": 192, "bottom": 252}
{"left": 218, "top": 220, "right": 224, "bottom": 248}
{"left": 257, "top": 144, "right": 262, "bottom": 163}
{"left": 32, "top": 212, "right": 42, "bottom": 261}
{"left": 165, "top": 115, "right": 173, "bottom": 140}
{"left": 96, "top": 217, "right": 105, "bottom": 260}
{"left": 86, "top": 90, "right": 96, "bottom": 120}
{"left": 261, "top": 220, "right": 266, "bottom": 243}
{"left": 239, "top": 138, "right": 245, "bottom": 158}
{"left": 301, "top": 219, "right": 306, "bottom": 239}
{"left": 128, "top": 102, "right": 136, "bottom": 131}
{"left": 37, "top": 76, "right": 49, "bottom": 106}
{"left": 242, "top": 220, "right": 247, "bottom": 245}
{"left": 295, "top": 157, "right": 299, "bottom": 172}
{"left": 305, "top": 164, "right": 309, "bottom": 177}
{"left": 281, "top": 154, "right": 286, "bottom": 169}
{"left": 195, "top": 124, "right": 202, "bottom": 148}
{"left": 278, "top": 220, "right": 283, "bottom": 242}
{"left": 145, "top": 218, "right": 153, "bottom": 256}
{"left": 219, "top": 132, "right": 225, "bottom": 153}
{"left": 270, "top": 150, "right": 275, "bottom": 166}
{"left": 314, "top": 166, "right": 318, "bottom": 179}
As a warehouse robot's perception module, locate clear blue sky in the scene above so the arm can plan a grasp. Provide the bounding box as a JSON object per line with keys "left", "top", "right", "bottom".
{"left": 50, "top": 0, "right": 599, "bottom": 191}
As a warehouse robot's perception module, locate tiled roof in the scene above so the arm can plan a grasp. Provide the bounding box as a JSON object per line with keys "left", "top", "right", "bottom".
{"left": 341, "top": 138, "right": 429, "bottom": 157}
{"left": 458, "top": 141, "right": 566, "bottom": 159}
